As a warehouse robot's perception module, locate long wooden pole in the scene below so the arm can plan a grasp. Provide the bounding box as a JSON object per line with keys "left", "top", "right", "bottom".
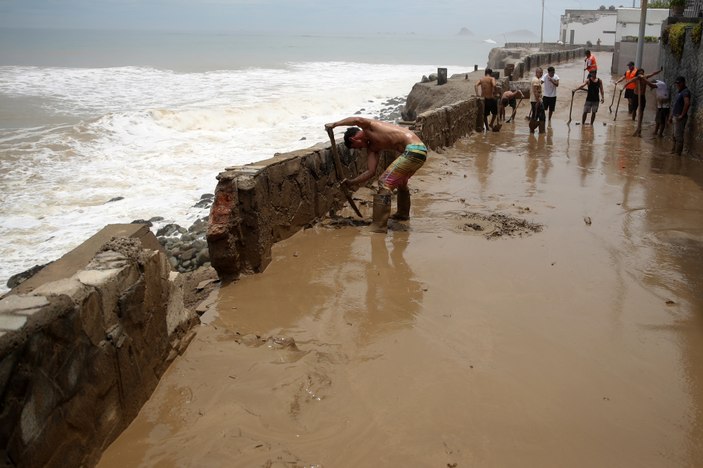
{"left": 326, "top": 128, "right": 363, "bottom": 218}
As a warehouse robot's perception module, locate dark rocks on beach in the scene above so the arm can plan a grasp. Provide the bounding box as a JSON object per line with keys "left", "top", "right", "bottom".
{"left": 375, "top": 97, "right": 405, "bottom": 122}
{"left": 6, "top": 263, "right": 49, "bottom": 289}
{"left": 148, "top": 194, "right": 214, "bottom": 274}
{"left": 193, "top": 194, "right": 214, "bottom": 209}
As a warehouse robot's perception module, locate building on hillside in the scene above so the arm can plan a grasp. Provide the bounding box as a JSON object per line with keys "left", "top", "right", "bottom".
{"left": 611, "top": 8, "right": 670, "bottom": 75}
{"left": 560, "top": 9, "right": 617, "bottom": 46}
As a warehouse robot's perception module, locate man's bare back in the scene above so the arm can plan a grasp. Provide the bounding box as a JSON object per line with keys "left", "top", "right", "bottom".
{"left": 477, "top": 76, "right": 497, "bottom": 99}
{"left": 327, "top": 117, "right": 421, "bottom": 154}
{"left": 361, "top": 119, "right": 422, "bottom": 153}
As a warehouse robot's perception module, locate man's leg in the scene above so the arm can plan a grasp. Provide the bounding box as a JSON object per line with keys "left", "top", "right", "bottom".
{"left": 590, "top": 111, "right": 596, "bottom": 125}
{"left": 391, "top": 187, "right": 411, "bottom": 221}
{"left": 370, "top": 189, "right": 392, "bottom": 233}
{"left": 582, "top": 112, "right": 587, "bottom": 125}
{"left": 675, "top": 117, "right": 687, "bottom": 155}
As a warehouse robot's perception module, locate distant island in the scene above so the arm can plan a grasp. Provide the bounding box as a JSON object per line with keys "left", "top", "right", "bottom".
{"left": 457, "top": 27, "right": 474, "bottom": 36}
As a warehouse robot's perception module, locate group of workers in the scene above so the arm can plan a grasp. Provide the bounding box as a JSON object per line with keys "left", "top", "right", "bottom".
{"left": 323, "top": 50, "right": 692, "bottom": 235}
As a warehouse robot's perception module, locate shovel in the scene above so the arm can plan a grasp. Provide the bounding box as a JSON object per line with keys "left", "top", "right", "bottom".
{"left": 613, "top": 88, "right": 624, "bottom": 121}
{"left": 506, "top": 98, "right": 523, "bottom": 123}
{"left": 609, "top": 84, "right": 617, "bottom": 113}
{"left": 567, "top": 90, "right": 576, "bottom": 125}
{"left": 326, "top": 128, "right": 363, "bottom": 218}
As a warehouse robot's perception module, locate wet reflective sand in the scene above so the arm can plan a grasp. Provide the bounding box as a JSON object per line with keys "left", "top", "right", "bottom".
{"left": 99, "top": 54, "right": 703, "bottom": 467}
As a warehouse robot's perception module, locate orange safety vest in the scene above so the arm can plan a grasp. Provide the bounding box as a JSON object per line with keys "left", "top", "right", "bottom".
{"left": 586, "top": 55, "right": 598, "bottom": 72}
{"left": 625, "top": 68, "right": 638, "bottom": 90}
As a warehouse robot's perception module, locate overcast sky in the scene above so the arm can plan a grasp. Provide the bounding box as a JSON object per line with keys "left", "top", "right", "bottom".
{"left": 0, "top": 0, "right": 642, "bottom": 40}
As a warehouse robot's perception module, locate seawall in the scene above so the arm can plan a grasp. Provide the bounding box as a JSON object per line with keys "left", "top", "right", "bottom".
{"left": 206, "top": 98, "right": 481, "bottom": 279}
{"left": 0, "top": 225, "right": 198, "bottom": 467}
{"left": 0, "top": 43, "right": 587, "bottom": 467}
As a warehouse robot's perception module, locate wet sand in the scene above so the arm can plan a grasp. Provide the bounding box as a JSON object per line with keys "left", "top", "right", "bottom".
{"left": 98, "top": 54, "right": 703, "bottom": 467}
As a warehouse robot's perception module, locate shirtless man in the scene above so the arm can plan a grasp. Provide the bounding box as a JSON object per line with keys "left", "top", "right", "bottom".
{"left": 324, "top": 117, "right": 427, "bottom": 233}
{"left": 624, "top": 68, "right": 660, "bottom": 135}
{"left": 500, "top": 89, "right": 524, "bottom": 122}
{"left": 475, "top": 68, "right": 499, "bottom": 131}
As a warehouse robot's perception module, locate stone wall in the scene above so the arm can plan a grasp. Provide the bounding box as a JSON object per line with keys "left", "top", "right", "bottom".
{"left": 488, "top": 47, "right": 586, "bottom": 81}
{"left": 207, "top": 100, "right": 481, "bottom": 280}
{"left": 659, "top": 22, "right": 703, "bottom": 157}
{"left": 0, "top": 224, "right": 197, "bottom": 467}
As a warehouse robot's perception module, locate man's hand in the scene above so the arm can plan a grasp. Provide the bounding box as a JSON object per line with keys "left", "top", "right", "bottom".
{"left": 340, "top": 178, "right": 356, "bottom": 191}
{"left": 601, "top": 98, "right": 604, "bottom": 103}
{"left": 324, "top": 123, "right": 335, "bottom": 131}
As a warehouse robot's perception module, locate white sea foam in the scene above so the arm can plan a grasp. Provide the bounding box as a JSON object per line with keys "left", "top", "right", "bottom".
{"left": 0, "top": 60, "right": 458, "bottom": 292}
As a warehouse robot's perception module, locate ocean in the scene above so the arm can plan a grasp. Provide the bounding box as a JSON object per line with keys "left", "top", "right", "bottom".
{"left": 0, "top": 28, "right": 496, "bottom": 293}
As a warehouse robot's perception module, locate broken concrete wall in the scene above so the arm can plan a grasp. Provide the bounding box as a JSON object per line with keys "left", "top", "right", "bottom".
{"left": 0, "top": 226, "right": 197, "bottom": 467}
{"left": 207, "top": 100, "right": 480, "bottom": 280}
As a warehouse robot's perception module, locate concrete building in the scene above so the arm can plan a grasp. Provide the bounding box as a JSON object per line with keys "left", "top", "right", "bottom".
{"left": 611, "top": 8, "right": 669, "bottom": 75}
{"left": 560, "top": 8, "right": 617, "bottom": 46}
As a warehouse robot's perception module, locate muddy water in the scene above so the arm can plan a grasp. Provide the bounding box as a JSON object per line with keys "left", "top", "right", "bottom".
{"left": 98, "top": 54, "right": 703, "bottom": 467}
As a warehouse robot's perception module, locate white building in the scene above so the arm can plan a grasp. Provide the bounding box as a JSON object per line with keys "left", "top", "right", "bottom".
{"left": 560, "top": 9, "right": 617, "bottom": 46}
{"left": 611, "top": 8, "right": 669, "bottom": 74}
{"left": 614, "top": 8, "right": 669, "bottom": 42}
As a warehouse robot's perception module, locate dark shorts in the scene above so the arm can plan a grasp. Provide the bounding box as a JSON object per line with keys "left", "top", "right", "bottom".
{"left": 530, "top": 101, "right": 546, "bottom": 122}
{"left": 542, "top": 96, "right": 556, "bottom": 112}
{"left": 656, "top": 107, "right": 670, "bottom": 125}
{"left": 484, "top": 98, "right": 498, "bottom": 116}
{"left": 624, "top": 88, "right": 635, "bottom": 100}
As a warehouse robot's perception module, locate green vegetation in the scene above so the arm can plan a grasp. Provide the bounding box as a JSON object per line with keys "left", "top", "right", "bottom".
{"left": 693, "top": 21, "right": 702, "bottom": 46}
{"left": 668, "top": 23, "right": 687, "bottom": 60}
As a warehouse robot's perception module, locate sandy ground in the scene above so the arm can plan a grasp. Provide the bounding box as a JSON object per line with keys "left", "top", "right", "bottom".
{"left": 98, "top": 54, "right": 703, "bottom": 467}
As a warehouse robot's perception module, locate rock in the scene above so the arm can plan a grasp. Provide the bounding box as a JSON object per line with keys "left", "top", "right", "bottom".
{"left": 6, "top": 263, "right": 49, "bottom": 289}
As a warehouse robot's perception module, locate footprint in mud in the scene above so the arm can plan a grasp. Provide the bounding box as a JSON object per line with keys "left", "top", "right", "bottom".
{"left": 458, "top": 212, "right": 543, "bottom": 239}
{"left": 266, "top": 336, "right": 309, "bottom": 363}
{"left": 288, "top": 371, "right": 332, "bottom": 419}
{"left": 231, "top": 333, "right": 309, "bottom": 363}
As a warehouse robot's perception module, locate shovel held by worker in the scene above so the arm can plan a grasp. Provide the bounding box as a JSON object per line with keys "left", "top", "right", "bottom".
{"left": 613, "top": 87, "right": 624, "bottom": 121}
{"left": 609, "top": 84, "right": 618, "bottom": 113}
{"left": 506, "top": 98, "right": 522, "bottom": 123}
{"left": 567, "top": 90, "right": 576, "bottom": 125}
{"left": 326, "top": 128, "right": 363, "bottom": 218}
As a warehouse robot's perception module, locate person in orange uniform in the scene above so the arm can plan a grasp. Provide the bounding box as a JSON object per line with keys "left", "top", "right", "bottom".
{"left": 584, "top": 50, "right": 597, "bottom": 75}
{"left": 615, "top": 61, "right": 638, "bottom": 117}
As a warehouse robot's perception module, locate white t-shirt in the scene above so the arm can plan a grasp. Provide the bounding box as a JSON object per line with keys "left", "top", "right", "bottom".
{"left": 654, "top": 80, "right": 670, "bottom": 108}
{"left": 541, "top": 72, "right": 560, "bottom": 98}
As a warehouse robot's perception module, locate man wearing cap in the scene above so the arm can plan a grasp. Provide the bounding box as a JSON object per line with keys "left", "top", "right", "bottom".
{"left": 615, "top": 61, "right": 638, "bottom": 117}
{"left": 651, "top": 77, "right": 670, "bottom": 137}
{"left": 669, "top": 76, "right": 691, "bottom": 155}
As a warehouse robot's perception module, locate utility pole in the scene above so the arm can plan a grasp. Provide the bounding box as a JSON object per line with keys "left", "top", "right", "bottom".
{"left": 540, "top": 0, "right": 545, "bottom": 47}
{"left": 635, "top": 0, "right": 648, "bottom": 68}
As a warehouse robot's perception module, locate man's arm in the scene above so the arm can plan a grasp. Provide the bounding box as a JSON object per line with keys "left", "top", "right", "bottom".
{"left": 599, "top": 80, "right": 605, "bottom": 102}
{"left": 345, "top": 151, "right": 380, "bottom": 188}
{"left": 680, "top": 95, "right": 691, "bottom": 118}
{"left": 475, "top": 80, "right": 481, "bottom": 96}
{"left": 325, "top": 116, "right": 372, "bottom": 130}
{"left": 551, "top": 76, "right": 559, "bottom": 87}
